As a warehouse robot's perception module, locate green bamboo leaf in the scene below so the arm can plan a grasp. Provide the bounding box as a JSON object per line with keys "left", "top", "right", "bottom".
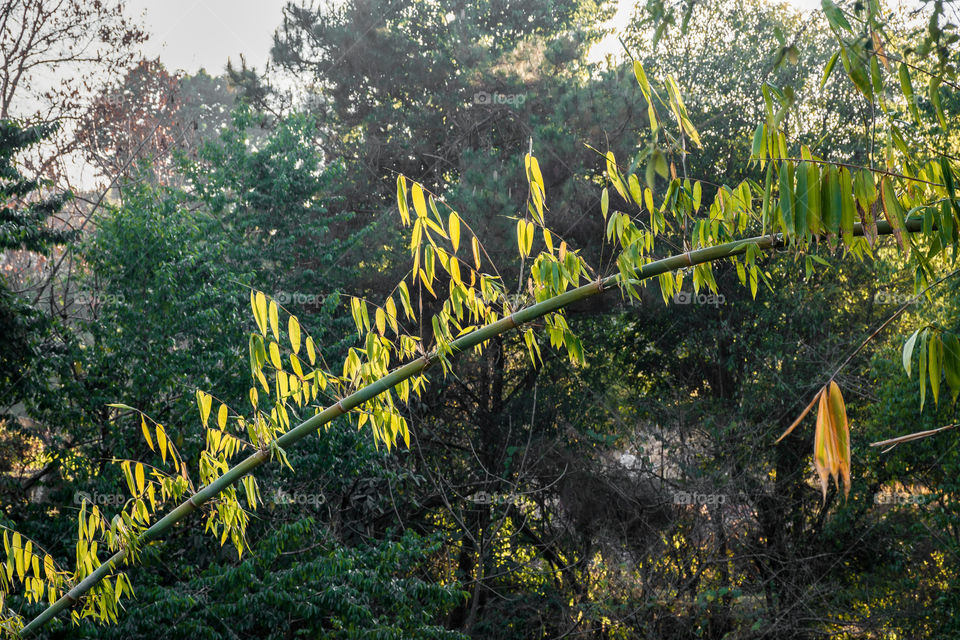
{"left": 820, "top": 165, "right": 841, "bottom": 239}
{"left": 840, "top": 48, "right": 872, "bottom": 98}
{"left": 943, "top": 333, "right": 960, "bottom": 399}
{"left": 904, "top": 328, "right": 921, "bottom": 377}
{"left": 930, "top": 334, "right": 941, "bottom": 405}
{"left": 920, "top": 330, "right": 929, "bottom": 409}
{"left": 898, "top": 63, "right": 922, "bottom": 125}
{"left": 942, "top": 157, "right": 960, "bottom": 218}
{"left": 880, "top": 177, "right": 907, "bottom": 252}
{"left": 839, "top": 167, "right": 855, "bottom": 246}
{"left": 869, "top": 56, "right": 883, "bottom": 94}
{"left": 821, "top": 0, "right": 852, "bottom": 33}
{"left": 779, "top": 162, "right": 795, "bottom": 237}
{"left": 751, "top": 124, "right": 765, "bottom": 160}
{"left": 806, "top": 162, "right": 822, "bottom": 235}
{"left": 821, "top": 50, "right": 841, "bottom": 89}
{"left": 761, "top": 163, "right": 774, "bottom": 233}
{"left": 795, "top": 161, "right": 808, "bottom": 239}
{"left": 396, "top": 175, "right": 409, "bottom": 225}
{"left": 628, "top": 174, "right": 643, "bottom": 207}
{"left": 930, "top": 77, "right": 947, "bottom": 130}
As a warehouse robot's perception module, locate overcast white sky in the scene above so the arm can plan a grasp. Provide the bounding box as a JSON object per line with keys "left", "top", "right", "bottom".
{"left": 125, "top": 0, "right": 825, "bottom": 75}
{"left": 125, "top": 0, "right": 286, "bottom": 74}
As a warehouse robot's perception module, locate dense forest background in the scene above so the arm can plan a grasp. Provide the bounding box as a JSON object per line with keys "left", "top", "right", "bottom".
{"left": 2, "top": 0, "right": 960, "bottom": 637}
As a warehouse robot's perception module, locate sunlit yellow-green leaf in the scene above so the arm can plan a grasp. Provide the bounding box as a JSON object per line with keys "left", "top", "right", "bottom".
{"left": 288, "top": 316, "right": 301, "bottom": 354}
{"left": 449, "top": 212, "right": 461, "bottom": 252}
{"left": 268, "top": 300, "right": 279, "bottom": 340}
{"left": 141, "top": 416, "right": 154, "bottom": 451}
{"left": 252, "top": 291, "right": 267, "bottom": 336}
{"left": 412, "top": 182, "right": 428, "bottom": 218}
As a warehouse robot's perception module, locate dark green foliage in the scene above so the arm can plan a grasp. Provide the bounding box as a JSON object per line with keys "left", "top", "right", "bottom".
{"left": 0, "top": 119, "right": 74, "bottom": 485}
{"left": 0, "top": 121, "right": 75, "bottom": 253}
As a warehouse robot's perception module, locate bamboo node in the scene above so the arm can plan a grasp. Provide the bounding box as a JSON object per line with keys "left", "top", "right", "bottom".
{"left": 335, "top": 399, "right": 347, "bottom": 414}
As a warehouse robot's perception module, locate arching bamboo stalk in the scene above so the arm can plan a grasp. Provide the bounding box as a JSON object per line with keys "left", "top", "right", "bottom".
{"left": 19, "top": 218, "right": 920, "bottom": 636}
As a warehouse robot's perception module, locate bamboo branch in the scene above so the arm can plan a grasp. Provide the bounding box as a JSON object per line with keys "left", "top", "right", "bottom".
{"left": 18, "top": 217, "right": 925, "bottom": 636}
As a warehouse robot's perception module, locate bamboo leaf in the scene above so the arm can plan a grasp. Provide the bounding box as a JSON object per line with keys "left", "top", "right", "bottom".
{"left": 779, "top": 162, "right": 795, "bottom": 237}
{"left": 930, "top": 333, "right": 941, "bottom": 405}
{"left": 135, "top": 464, "right": 145, "bottom": 496}
{"left": 899, "top": 63, "right": 922, "bottom": 126}
{"left": 449, "top": 212, "right": 461, "bottom": 252}
{"left": 288, "top": 316, "right": 301, "bottom": 354}
{"left": 821, "top": 50, "right": 841, "bottom": 89}
{"left": 412, "top": 182, "right": 427, "bottom": 218}
{"left": 839, "top": 167, "right": 855, "bottom": 246}
{"left": 269, "top": 341, "right": 282, "bottom": 371}
{"left": 821, "top": 1, "right": 852, "bottom": 34}
{"left": 157, "top": 424, "right": 168, "bottom": 464}
{"left": 268, "top": 300, "right": 279, "bottom": 341}
{"left": 944, "top": 333, "right": 960, "bottom": 400}
{"left": 930, "top": 77, "right": 947, "bottom": 130}
{"left": 827, "top": 381, "right": 851, "bottom": 499}
{"left": 197, "top": 391, "right": 212, "bottom": 428}
{"left": 252, "top": 291, "right": 267, "bottom": 336}
{"left": 880, "top": 178, "right": 907, "bottom": 253}
{"left": 140, "top": 416, "right": 154, "bottom": 451}
{"left": 396, "top": 175, "right": 410, "bottom": 225}
{"left": 903, "top": 328, "right": 921, "bottom": 377}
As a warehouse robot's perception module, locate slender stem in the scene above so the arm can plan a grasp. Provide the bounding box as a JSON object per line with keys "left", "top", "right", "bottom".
{"left": 776, "top": 157, "right": 944, "bottom": 187}
{"left": 827, "top": 267, "right": 960, "bottom": 383}
{"left": 18, "top": 217, "right": 925, "bottom": 637}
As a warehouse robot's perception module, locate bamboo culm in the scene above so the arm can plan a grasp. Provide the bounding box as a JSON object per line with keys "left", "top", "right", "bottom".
{"left": 19, "top": 218, "right": 921, "bottom": 636}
